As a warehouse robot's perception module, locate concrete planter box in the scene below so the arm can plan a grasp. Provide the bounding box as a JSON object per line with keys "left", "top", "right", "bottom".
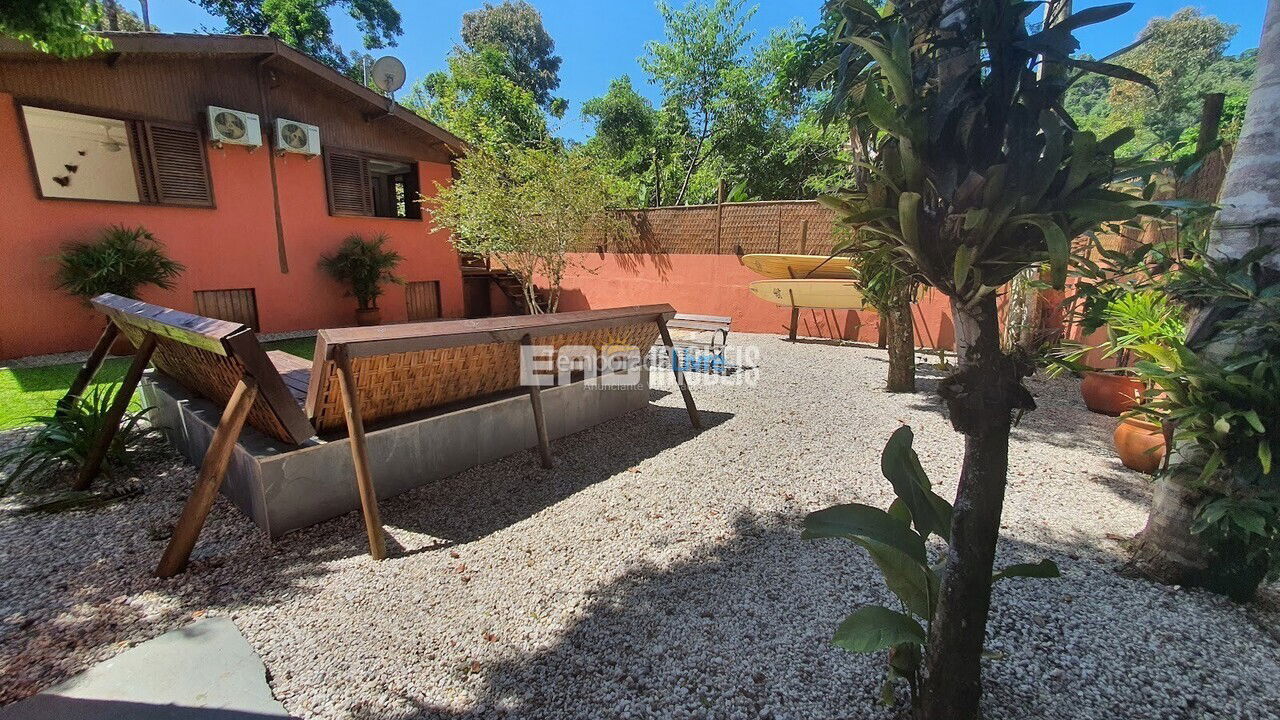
{"left": 141, "top": 370, "right": 649, "bottom": 538}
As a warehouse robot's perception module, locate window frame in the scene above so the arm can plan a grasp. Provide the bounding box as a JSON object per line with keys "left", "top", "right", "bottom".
{"left": 14, "top": 99, "right": 216, "bottom": 210}
{"left": 323, "top": 145, "right": 422, "bottom": 221}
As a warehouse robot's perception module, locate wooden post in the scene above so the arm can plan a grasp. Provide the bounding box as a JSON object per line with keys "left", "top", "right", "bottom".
{"left": 657, "top": 317, "right": 702, "bottom": 429}
{"left": 74, "top": 333, "right": 157, "bottom": 490}
{"left": 799, "top": 219, "right": 809, "bottom": 254}
{"left": 334, "top": 348, "right": 388, "bottom": 561}
{"left": 715, "top": 194, "right": 725, "bottom": 255}
{"left": 521, "top": 334, "right": 554, "bottom": 469}
{"left": 776, "top": 204, "right": 783, "bottom": 252}
{"left": 788, "top": 288, "right": 800, "bottom": 342}
{"left": 58, "top": 323, "right": 120, "bottom": 416}
{"left": 155, "top": 375, "right": 259, "bottom": 577}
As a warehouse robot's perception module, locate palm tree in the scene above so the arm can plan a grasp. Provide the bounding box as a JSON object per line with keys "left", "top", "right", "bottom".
{"left": 1130, "top": 0, "right": 1280, "bottom": 594}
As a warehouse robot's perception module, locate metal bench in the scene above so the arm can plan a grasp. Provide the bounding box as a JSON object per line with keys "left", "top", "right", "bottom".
{"left": 67, "top": 294, "right": 701, "bottom": 576}
{"left": 663, "top": 313, "right": 732, "bottom": 374}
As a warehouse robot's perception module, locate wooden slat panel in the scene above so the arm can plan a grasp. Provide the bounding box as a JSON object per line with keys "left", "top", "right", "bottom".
{"left": 306, "top": 321, "right": 662, "bottom": 433}
{"left": 90, "top": 293, "right": 315, "bottom": 444}
{"left": 145, "top": 122, "right": 213, "bottom": 207}
{"left": 405, "top": 281, "right": 441, "bottom": 322}
{"left": 325, "top": 150, "right": 371, "bottom": 216}
{"left": 194, "top": 288, "right": 260, "bottom": 331}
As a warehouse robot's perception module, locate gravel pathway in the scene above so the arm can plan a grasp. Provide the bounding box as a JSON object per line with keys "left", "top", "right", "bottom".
{"left": 2, "top": 333, "right": 1278, "bottom": 719}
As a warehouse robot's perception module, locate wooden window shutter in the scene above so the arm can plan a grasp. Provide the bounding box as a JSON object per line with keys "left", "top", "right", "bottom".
{"left": 142, "top": 122, "right": 213, "bottom": 207}
{"left": 126, "top": 121, "right": 157, "bottom": 203}
{"left": 325, "top": 150, "right": 373, "bottom": 216}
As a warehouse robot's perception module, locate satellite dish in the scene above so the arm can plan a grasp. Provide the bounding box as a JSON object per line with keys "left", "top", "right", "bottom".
{"left": 370, "top": 56, "right": 406, "bottom": 94}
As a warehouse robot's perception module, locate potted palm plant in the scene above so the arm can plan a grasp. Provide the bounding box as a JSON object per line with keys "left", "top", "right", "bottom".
{"left": 319, "top": 233, "right": 404, "bottom": 326}
{"left": 55, "top": 225, "right": 184, "bottom": 355}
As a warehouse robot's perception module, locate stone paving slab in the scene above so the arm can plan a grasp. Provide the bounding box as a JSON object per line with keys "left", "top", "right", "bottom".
{"left": 0, "top": 617, "right": 292, "bottom": 719}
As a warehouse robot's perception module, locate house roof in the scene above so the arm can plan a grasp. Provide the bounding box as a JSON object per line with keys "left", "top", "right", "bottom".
{"left": 0, "top": 32, "right": 468, "bottom": 157}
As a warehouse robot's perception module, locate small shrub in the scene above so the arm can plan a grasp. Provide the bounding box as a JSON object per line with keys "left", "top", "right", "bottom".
{"left": 55, "top": 225, "right": 184, "bottom": 301}
{"left": 318, "top": 234, "right": 405, "bottom": 310}
{"left": 0, "top": 385, "right": 154, "bottom": 494}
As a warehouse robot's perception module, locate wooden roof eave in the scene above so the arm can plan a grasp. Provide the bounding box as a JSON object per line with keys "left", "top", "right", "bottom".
{"left": 0, "top": 33, "right": 470, "bottom": 159}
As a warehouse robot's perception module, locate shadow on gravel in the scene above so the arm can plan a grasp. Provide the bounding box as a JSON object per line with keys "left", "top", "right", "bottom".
{"left": 356, "top": 514, "right": 1155, "bottom": 720}
{"left": 379, "top": 404, "right": 735, "bottom": 546}
{"left": 0, "top": 403, "right": 733, "bottom": 706}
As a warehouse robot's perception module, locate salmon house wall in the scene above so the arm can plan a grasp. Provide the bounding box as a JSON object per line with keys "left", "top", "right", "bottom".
{"left": 0, "top": 91, "right": 462, "bottom": 360}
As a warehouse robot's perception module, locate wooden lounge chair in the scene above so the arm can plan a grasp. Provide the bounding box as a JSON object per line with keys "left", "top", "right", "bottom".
{"left": 66, "top": 293, "right": 701, "bottom": 577}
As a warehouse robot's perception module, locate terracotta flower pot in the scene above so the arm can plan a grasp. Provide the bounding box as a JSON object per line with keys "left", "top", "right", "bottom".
{"left": 1080, "top": 371, "right": 1143, "bottom": 416}
{"left": 1114, "top": 416, "right": 1166, "bottom": 474}
{"left": 355, "top": 307, "right": 382, "bottom": 326}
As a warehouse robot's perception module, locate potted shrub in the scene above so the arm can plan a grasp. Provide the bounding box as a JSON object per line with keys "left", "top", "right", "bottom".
{"left": 1100, "top": 291, "right": 1186, "bottom": 472}
{"left": 1059, "top": 236, "right": 1187, "bottom": 415}
{"left": 55, "top": 225, "right": 184, "bottom": 355}
{"left": 319, "top": 233, "right": 404, "bottom": 326}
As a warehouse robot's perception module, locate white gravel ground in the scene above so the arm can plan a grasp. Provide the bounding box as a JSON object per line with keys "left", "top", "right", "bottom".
{"left": 2, "top": 333, "right": 1279, "bottom": 719}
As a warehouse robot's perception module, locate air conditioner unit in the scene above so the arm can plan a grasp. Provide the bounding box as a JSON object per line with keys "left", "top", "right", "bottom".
{"left": 274, "top": 118, "right": 321, "bottom": 157}
{"left": 206, "top": 106, "right": 262, "bottom": 149}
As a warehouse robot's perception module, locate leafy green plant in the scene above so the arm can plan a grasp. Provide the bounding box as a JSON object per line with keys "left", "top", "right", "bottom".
{"left": 0, "top": 385, "right": 154, "bottom": 495}
{"left": 1130, "top": 247, "right": 1280, "bottom": 597}
{"left": 803, "top": 426, "right": 1059, "bottom": 710}
{"left": 811, "top": 2, "right": 1160, "bottom": 714}
{"left": 318, "top": 233, "right": 405, "bottom": 311}
{"left": 1055, "top": 289, "right": 1187, "bottom": 373}
{"left": 55, "top": 225, "right": 184, "bottom": 301}
{"left": 428, "top": 144, "right": 619, "bottom": 313}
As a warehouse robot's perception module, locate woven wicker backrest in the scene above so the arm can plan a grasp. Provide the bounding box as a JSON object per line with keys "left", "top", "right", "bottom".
{"left": 305, "top": 305, "right": 675, "bottom": 433}
{"left": 91, "top": 294, "right": 315, "bottom": 445}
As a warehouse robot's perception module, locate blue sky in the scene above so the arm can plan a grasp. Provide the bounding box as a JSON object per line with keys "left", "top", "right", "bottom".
{"left": 146, "top": 0, "right": 1266, "bottom": 141}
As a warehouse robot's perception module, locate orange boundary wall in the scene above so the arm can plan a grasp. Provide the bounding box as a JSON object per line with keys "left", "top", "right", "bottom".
{"left": 553, "top": 252, "right": 960, "bottom": 349}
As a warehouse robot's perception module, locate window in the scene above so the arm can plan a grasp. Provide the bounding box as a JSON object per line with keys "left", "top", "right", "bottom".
{"left": 20, "top": 106, "right": 213, "bottom": 207}
{"left": 324, "top": 149, "right": 421, "bottom": 219}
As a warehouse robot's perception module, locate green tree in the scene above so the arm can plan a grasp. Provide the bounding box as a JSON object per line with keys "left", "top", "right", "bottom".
{"left": 817, "top": 2, "right": 1165, "bottom": 716}
{"left": 583, "top": 5, "right": 849, "bottom": 207}
{"left": 580, "top": 75, "right": 667, "bottom": 206}
{"left": 1130, "top": 0, "right": 1280, "bottom": 601}
{"left": 194, "top": 0, "right": 402, "bottom": 72}
{"left": 461, "top": 0, "right": 564, "bottom": 114}
{"left": 1065, "top": 8, "right": 1257, "bottom": 155}
{"left": 641, "top": 0, "right": 755, "bottom": 204}
{"left": 402, "top": 47, "right": 550, "bottom": 149}
{"left": 0, "top": 0, "right": 110, "bottom": 56}
{"left": 428, "top": 145, "right": 618, "bottom": 313}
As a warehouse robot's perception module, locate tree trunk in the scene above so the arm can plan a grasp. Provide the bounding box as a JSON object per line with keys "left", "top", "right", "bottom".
{"left": 921, "top": 294, "right": 1033, "bottom": 720}
{"left": 1130, "top": 0, "right": 1280, "bottom": 597}
{"left": 885, "top": 286, "right": 916, "bottom": 393}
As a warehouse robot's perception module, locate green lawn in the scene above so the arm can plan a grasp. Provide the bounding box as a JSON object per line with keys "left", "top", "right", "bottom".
{"left": 0, "top": 337, "right": 316, "bottom": 431}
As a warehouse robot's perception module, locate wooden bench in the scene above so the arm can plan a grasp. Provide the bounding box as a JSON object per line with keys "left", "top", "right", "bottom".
{"left": 68, "top": 294, "right": 701, "bottom": 576}
{"left": 664, "top": 313, "right": 732, "bottom": 373}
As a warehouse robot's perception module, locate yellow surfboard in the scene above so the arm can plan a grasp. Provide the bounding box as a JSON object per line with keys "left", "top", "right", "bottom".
{"left": 741, "top": 253, "right": 856, "bottom": 280}
{"left": 749, "top": 279, "right": 868, "bottom": 310}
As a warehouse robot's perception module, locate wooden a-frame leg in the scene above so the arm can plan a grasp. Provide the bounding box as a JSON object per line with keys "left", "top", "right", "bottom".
{"left": 789, "top": 307, "right": 800, "bottom": 343}
{"left": 334, "top": 350, "right": 388, "bottom": 561}
{"left": 75, "top": 332, "right": 157, "bottom": 490}
{"left": 658, "top": 318, "right": 702, "bottom": 429}
{"left": 58, "top": 323, "right": 120, "bottom": 417}
{"left": 155, "top": 375, "right": 259, "bottom": 578}
{"left": 521, "top": 334, "right": 554, "bottom": 469}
